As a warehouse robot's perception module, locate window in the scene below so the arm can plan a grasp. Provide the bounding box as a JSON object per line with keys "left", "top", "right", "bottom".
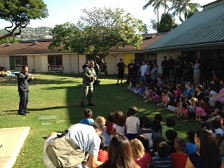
{"left": 48, "top": 55, "right": 62, "bottom": 72}
{"left": 48, "top": 55, "right": 62, "bottom": 65}
{"left": 10, "top": 56, "right": 28, "bottom": 70}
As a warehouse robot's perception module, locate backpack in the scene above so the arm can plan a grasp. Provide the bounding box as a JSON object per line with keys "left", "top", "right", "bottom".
{"left": 45, "top": 132, "right": 85, "bottom": 168}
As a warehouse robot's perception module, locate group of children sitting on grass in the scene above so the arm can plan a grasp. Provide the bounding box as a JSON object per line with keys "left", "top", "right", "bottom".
{"left": 80, "top": 106, "right": 223, "bottom": 168}
{"left": 128, "top": 76, "right": 224, "bottom": 126}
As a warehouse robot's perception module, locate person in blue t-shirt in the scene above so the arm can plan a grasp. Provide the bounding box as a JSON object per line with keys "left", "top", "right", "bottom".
{"left": 80, "top": 109, "right": 94, "bottom": 125}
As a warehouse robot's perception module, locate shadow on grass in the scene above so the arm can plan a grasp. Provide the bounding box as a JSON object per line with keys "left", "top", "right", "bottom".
{"left": 0, "top": 74, "right": 82, "bottom": 86}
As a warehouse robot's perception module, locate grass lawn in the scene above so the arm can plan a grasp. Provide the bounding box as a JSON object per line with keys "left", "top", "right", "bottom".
{"left": 0, "top": 73, "right": 201, "bottom": 168}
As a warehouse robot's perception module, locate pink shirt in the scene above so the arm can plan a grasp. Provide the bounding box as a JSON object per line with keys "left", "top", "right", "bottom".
{"left": 175, "top": 88, "right": 182, "bottom": 100}
{"left": 196, "top": 107, "right": 207, "bottom": 117}
{"left": 135, "top": 154, "right": 151, "bottom": 168}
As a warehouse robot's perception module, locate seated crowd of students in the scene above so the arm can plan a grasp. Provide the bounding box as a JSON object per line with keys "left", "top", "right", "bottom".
{"left": 80, "top": 106, "right": 223, "bottom": 168}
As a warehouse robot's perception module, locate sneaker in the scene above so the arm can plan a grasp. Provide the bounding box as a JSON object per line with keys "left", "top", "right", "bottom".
{"left": 88, "top": 103, "right": 95, "bottom": 106}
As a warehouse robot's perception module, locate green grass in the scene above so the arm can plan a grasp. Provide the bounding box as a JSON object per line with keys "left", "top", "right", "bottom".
{"left": 0, "top": 74, "right": 201, "bottom": 168}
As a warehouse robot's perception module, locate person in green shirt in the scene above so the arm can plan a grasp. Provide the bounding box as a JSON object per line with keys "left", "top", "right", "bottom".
{"left": 80, "top": 61, "right": 97, "bottom": 107}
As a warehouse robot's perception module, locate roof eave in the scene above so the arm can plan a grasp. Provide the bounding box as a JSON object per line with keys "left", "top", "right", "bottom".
{"left": 145, "top": 41, "right": 224, "bottom": 52}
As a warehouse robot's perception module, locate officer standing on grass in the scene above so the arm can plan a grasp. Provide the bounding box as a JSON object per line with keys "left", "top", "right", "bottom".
{"left": 80, "top": 61, "right": 96, "bottom": 107}
{"left": 17, "top": 65, "right": 33, "bottom": 115}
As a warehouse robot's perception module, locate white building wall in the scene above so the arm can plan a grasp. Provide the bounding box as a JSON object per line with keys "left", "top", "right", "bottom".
{"left": 41, "top": 55, "right": 48, "bottom": 72}
{"left": 63, "top": 54, "right": 79, "bottom": 73}
{"left": 0, "top": 55, "right": 9, "bottom": 70}
{"left": 105, "top": 54, "right": 125, "bottom": 74}
{"left": 78, "top": 54, "right": 86, "bottom": 73}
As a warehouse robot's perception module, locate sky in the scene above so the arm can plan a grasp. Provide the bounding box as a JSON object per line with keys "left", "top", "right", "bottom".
{"left": 0, "top": 0, "right": 216, "bottom": 30}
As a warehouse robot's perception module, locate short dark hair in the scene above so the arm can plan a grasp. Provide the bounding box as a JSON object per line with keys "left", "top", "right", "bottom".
{"left": 166, "top": 117, "right": 176, "bottom": 127}
{"left": 83, "top": 109, "right": 92, "bottom": 118}
{"left": 157, "top": 141, "right": 170, "bottom": 157}
{"left": 127, "top": 105, "right": 138, "bottom": 116}
{"left": 166, "top": 130, "right": 177, "bottom": 141}
{"left": 187, "top": 131, "right": 195, "bottom": 143}
{"left": 142, "top": 117, "right": 151, "bottom": 129}
{"left": 22, "top": 65, "right": 28, "bottom": 70}
{"left": 154, "top": 114, "right": 163, "bottom": 122}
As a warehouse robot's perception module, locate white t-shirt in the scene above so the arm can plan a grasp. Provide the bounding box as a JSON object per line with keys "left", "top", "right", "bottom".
{"left": 210, "top": 90, "right": 218, "bottom": 97}
{"left": 113, "top": 123, "right": 126, "bottom": 135}
{"left": 141, "top": 64, "right": 148, "bottom": 76}
{"left": 126, "top": 116, "right": 140, "bottom": 134}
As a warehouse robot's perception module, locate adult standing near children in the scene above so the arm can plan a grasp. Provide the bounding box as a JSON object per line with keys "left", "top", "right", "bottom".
{"left": 161, "top": 56, "right": 170, "bottom": 83}
{"left": 193, "top": 59, "right": 200, "bottom": 85}
{"left": 126, "top": 60, "right": 135, "bottom": 84}
{"left": 80, "top": 61, "right": 96, "bottom": 107}
{"left": 17, "top": 65, "right": 33, "bottom": 115}
{"left": 116, "top": 58, "right": 126, "bottom": 84}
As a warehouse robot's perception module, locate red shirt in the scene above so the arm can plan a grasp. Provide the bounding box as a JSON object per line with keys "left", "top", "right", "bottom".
{"left": 171, "top": 152, "right": 188, "bottom": 168}
{"left": 98, "top": 150, "right": 108, "bottom": 163}
{"left": 106, "top": 122, "right": 114, "bottom": 135}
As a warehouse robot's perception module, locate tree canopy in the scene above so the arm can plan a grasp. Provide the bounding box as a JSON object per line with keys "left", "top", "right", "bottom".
{"left": 50, "top": 7, "right": 144, "bottom": 61}
{"left": 0, "top": 0, "right": 48, "bottom": 40}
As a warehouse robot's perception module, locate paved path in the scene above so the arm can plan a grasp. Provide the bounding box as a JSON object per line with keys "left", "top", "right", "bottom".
{"left": 0, "top": 127, "right": 30, "bottom": 168}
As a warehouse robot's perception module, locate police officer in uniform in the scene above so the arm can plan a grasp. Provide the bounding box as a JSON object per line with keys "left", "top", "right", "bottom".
{"left": 80, "top": 61, "right": 97, "bottom": 107}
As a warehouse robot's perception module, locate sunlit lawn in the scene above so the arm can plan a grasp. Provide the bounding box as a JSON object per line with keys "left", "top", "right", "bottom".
{"left": 0, "top": 73, "right": 201, "bottom": 168}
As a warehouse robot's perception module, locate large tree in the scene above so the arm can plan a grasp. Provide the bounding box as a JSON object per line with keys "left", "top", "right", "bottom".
{"left": 50, "top": 7, "right": 144, "bottom": 68}
{"left": 157, "top": 13, "right": 177, "bottom": 32}
{"left": 0, "top": 0, "right": 48, "bottom": 40}
{"left": 143, "top": 0, "right": 170, "bottom": 22}
{"left": 170, "top": 0, "right": 200, "bottom": 22}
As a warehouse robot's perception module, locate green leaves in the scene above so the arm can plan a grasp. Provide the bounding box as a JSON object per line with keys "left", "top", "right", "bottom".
{"left": 0, "top": 0, "right": 48, "bottom": 40}
{"left": 50, "top": 7, "right": 144, "bottom": 58}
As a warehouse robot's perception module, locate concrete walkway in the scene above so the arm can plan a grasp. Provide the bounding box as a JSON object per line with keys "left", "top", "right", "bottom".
{"left": 0, "top": 127, "right": 30, "bottom": 168}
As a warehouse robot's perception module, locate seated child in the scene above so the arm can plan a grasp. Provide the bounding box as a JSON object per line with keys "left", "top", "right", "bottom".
{"left": 139, "top": 117, "right": 154, "bottom": 149}
{"left": 157, "top": 91, "right": 173, "bottom": 107}
{"left": 162, "top": 117, "right": 176, "bottom": 141}
{"left": 165, "top": 130, "right": 178, "bottom": 155}
{"left": 126, "top": 106, "right": 140, "bottom": 140}
{"left": 195, "top": 101, "right": 208, "bottom": 121}
{"left": 211, "top": 120, "right": 224, "bottom": 136}
{"left": 80, "top": 109, "right": 94, "bottom": 125}
{"left": 106, "top": 113, "right": 115, "bottom": 135}
{"left": 111, "top": 110, "right": 126, "bottom": 136}
{"left": 171, "top": 137, "right": 188, "bottom": 168}
{"left": 151, "top": 141, "right": 173, "bottom": 168}
{"left": 130, "top": 139, "right": 152, "bottom": 168}
{"left": 174, "top": 84, "right": 182, "bottom": 103}
{"left": 95, "top": 116, "right": 111, "bottom": 147}
{"left": 188, "top": 98, "right": 198, "bottom": 119}
{"left": 97, "top": 135, "right": 108, "bottom": 163}
{"left": 184, "top": 131, "right": 197, "bottom": 155}
{"left": 176, "top": 102, "right": 189, "bottom": 118}
{"left": 174, "top": 96, "right": 187, "bottom": 116}
{"left": 151, "top": 119, "right": 162, "bottom": 139}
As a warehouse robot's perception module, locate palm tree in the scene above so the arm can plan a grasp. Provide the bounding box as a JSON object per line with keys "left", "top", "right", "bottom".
{"left": 143, "top": 0, "right": 170, "bottom": 22}
{"left": 170, "top": 0, "right": 200, "bottom": 22}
